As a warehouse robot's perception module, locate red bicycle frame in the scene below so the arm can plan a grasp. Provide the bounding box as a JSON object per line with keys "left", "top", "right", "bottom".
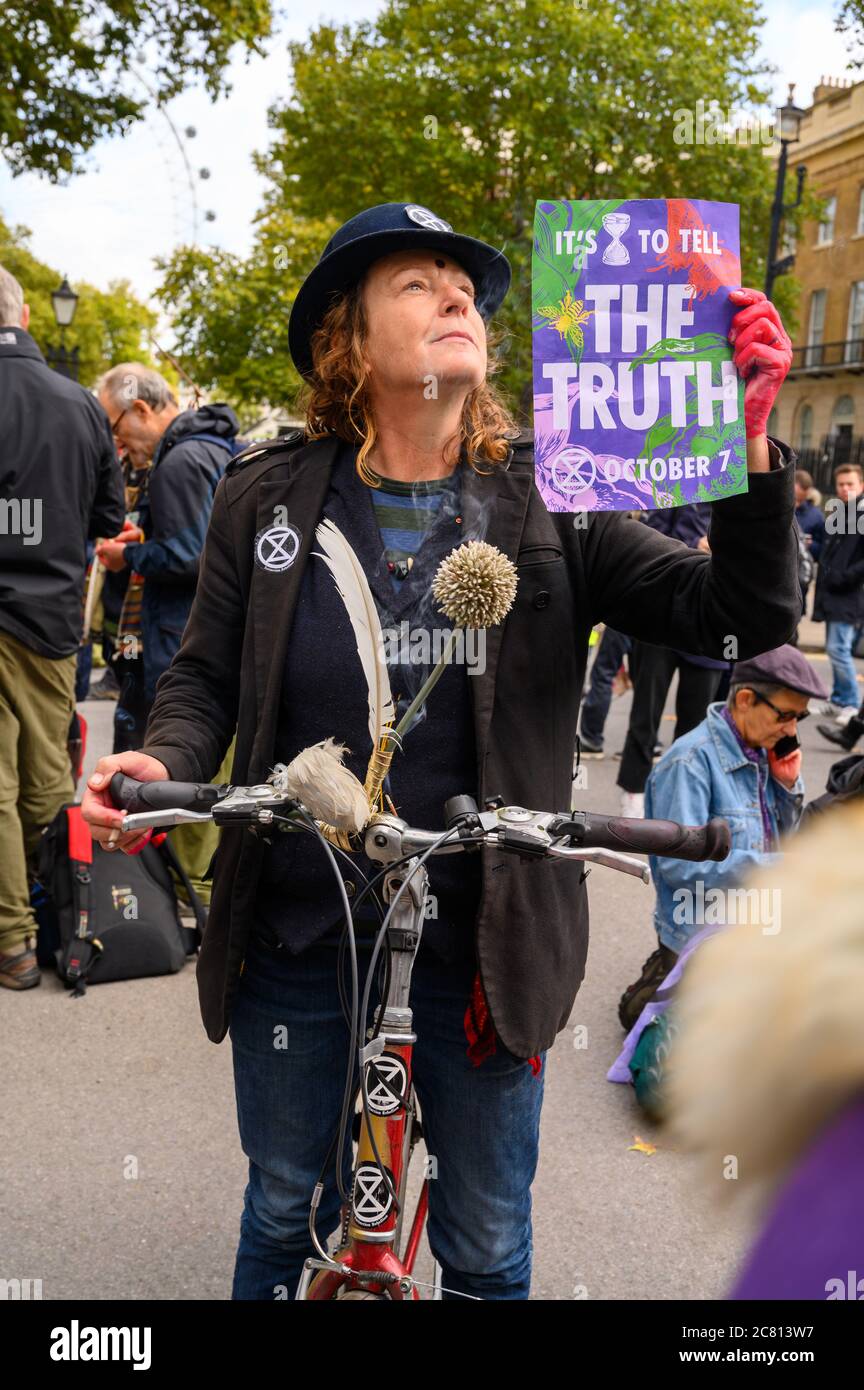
{"left": 297, "top": 854, "right": 435, "bottom": 1300}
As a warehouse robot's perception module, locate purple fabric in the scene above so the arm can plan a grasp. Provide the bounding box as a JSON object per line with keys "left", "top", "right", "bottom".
{"left": 720, "top": 705, "right": 775, "bottom": 849}
{"left": 607, "top": 924, "right": 722, "bottom": 1083}
{"left": 729, "top": 1094, "right": 864, "bottom": 1300}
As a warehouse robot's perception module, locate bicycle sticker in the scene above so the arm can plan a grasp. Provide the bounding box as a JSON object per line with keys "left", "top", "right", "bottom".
{"left": 364, "top": 1054, "right": 408, "bottom": 1117}
{"left": 352, "top": 1163, "right": 396, "bottom": 1228}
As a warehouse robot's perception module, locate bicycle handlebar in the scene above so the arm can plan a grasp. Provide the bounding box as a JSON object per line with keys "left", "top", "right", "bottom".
{"left": 106, "top": 775, "right": 731, "bottom": 875}
{"left": 109, "top": 773, "right": 228, "bottom": 816}
{"left": 554, "top": 811, "right": 731, "bottom": 863}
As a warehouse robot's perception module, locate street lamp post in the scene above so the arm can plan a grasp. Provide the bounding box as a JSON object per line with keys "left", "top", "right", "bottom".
{"left": 46, "top": 275, "right": 80, "bottom": 380}
{"left": 765, "top": 84, "right": 807, "bottom": 301}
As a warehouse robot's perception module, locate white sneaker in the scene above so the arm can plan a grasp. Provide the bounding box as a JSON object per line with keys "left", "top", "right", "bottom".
{"left": 814, "top": 700, "right": 842, "bottom": 718}
{"left": 836, "top": 706, "right": 860, "bottom": 727}
{"left": 619, "top": 791, "right": 645, "bottom": 818}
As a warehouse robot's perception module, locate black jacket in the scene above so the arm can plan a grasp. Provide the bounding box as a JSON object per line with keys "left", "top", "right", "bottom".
{"left": 812, "top": 495, "right": 864, "bottom": 625}
{"left": 795, "top": 499, "right": 825, "bottom": 563}
{"left": 141, "top": 430, "right": 800, "bottom": 1058}
{"left": 122, "top": 403, "right": 239, "bottom": 701}
{"left": 0, "top": 327, "right": 125, "bottom": 658}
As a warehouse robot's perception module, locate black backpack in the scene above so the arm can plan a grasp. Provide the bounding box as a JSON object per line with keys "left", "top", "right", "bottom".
{"left": 33, "top": 804, "right": 206, "bottom": 995}
{"left": 800, "top": 753, "right": 864, "bottom": 829}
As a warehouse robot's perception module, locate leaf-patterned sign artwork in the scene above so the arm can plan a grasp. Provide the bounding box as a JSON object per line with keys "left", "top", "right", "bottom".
{"left": 532, "top": 198, "right": 747, "bottom": 512}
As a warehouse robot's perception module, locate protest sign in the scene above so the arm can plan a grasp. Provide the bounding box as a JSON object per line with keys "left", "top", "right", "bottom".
{"left": 531, "top": 198, "right": 746, "bottom": 512}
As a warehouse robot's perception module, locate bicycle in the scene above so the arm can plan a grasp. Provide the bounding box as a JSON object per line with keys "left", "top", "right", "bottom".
{"left": 109, "top": 771, "right": 731, "bottom": 1300}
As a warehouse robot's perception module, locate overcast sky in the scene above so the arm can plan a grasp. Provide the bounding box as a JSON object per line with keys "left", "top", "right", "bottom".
{"left": 0, "top": 0, "right": 852, "bottom": 308}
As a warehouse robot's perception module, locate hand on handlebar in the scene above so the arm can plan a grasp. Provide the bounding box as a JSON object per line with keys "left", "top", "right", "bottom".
{"left": 82, "top": 751, "right": 170, "bottom": 854}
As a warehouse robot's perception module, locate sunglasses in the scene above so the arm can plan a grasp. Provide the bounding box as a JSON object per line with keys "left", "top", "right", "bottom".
{"left": 748, "top": 689, "right": 810, "bottom": 724}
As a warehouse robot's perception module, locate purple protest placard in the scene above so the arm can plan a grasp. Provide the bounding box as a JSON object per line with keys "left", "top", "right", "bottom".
{"left": 531, "top": 198, "right": 747, "bottom": 512}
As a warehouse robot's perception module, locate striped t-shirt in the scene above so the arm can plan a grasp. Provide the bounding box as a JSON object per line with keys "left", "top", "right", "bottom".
{"left": 367, "top": 467, "right": 460, "bottom": 587}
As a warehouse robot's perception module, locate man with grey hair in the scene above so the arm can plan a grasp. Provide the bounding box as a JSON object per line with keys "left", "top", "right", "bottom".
{"left": 0, "top": 262, "right": 125, "bottom": 988}
{"left": 95, "top": 364, "right": 240, "bottom": 725}
{"left": 619, "top": 645, "right": 827, "bottom": 1028}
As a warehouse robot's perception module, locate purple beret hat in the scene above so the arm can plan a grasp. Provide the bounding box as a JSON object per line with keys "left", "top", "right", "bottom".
{"left": 730, "top": 644, "right": 829, "bottom": 700}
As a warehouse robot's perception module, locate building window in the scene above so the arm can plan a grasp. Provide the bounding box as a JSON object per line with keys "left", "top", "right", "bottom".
{"left": 847, "top": 282, "right": 864, "bottom": 363}
{"left": 805, "top": 290, "right": 827, "bottom": 367}
{"left": 858, "top": 187, "right": 864, "bottom": 235}
{"left": 817, "top": 195, "right": 837, "bottom": 245}
{"left": 798, "top": 404, "right": 814, "bottom": 451}
{"left": 831, "top": 395, "right": 855, "bottom": 466}
{"left": 781, "top": 224, "right": 797, "bottom": 258}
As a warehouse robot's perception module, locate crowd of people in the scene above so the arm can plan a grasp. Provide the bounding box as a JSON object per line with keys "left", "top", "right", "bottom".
{"left": 1, "top": 196, "right": 863, "bottom": 1301}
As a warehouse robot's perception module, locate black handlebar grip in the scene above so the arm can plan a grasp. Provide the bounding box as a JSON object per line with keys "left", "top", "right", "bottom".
{"left": 108, "top": 773, "right": 224, "bottom": 816}
{"left": 572, "top": 813, "right": 731, "bottom": 862}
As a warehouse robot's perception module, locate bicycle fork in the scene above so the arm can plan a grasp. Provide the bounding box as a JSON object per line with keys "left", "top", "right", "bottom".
{"left": 298, "top": 855, "right": 430, "bottom": 1300}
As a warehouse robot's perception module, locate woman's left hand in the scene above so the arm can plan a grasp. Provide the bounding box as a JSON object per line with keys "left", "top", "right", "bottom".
{"left": 728, "top": 288, "right": 793, "bottom": 439}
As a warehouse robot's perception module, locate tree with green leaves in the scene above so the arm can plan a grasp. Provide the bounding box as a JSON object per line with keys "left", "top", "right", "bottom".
{"left": 0, "top": 214, "right": 161, "bottom": 387}
{"left": 0, "top": 1, "right": 272, "bottom": 181}
{"left": 157, "top": 0, "right": 796, "bottom": 414}
{"left": 837, "top": 1, "right": 864, "bottom": 64}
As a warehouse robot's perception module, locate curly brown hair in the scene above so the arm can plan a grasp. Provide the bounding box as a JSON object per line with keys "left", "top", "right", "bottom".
{"left": 297, "top": 280, "right": 518, "bottom": 485}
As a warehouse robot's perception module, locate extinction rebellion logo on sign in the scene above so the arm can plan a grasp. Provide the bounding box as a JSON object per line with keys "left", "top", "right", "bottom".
{"left": 531, "top": 197, "right": 746, "bottom": 512}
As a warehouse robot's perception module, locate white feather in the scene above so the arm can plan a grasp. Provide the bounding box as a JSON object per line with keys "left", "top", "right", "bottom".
{"left": 272, "top": 740, "right": 370, "bottom": 831}
{"left": 313, "top": 518, "right": 395, "bottom": 748}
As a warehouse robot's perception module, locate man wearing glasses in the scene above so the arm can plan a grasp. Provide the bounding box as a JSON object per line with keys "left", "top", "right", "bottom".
{"left": 619, "top": 646, "right": 828, "bottom": 1028}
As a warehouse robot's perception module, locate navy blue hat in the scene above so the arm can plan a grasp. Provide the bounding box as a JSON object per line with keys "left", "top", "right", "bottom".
{"left": 731, "top": 644, "right": 828, "bottom": 700}
{"left": 288, "top": 202, "right": 512, "bottom": 379}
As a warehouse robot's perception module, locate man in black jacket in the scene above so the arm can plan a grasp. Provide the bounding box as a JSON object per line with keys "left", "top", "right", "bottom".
{"left": 94, "top": 366, "right": 239, "bottom": 714}
{"left": 812, "top": 463, "right": 864, "bottom": 727}
{"left": 615, "top": 502, "right": 729, "bottom": 815}
{"left": 0, "top": 264, "right": 125, "bottom": 988}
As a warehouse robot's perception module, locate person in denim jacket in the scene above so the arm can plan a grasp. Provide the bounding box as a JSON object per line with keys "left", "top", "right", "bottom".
{"left": 618, "top": 647, "right": 827, "bottom": 1026}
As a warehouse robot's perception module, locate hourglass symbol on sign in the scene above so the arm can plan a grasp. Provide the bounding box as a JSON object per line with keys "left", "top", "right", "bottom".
{"left": 602, "top": 212, "right": 630, "bottom": 266}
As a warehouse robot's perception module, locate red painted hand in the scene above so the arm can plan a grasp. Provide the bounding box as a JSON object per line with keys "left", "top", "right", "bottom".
{"left": 728, "top": 288, "right": 792, "bottom": 439}
{"left": 768, "top": 745, "right": 801, "bottom": 790}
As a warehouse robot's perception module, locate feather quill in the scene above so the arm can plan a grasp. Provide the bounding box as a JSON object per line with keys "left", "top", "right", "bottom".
{"left": 313, "top": 519, "right": 395, "bottom": 749}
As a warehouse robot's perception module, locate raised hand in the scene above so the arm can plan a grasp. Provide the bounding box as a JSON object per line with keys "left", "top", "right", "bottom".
{"left": 728, "top": 288, "right": 793, "bottom": 440}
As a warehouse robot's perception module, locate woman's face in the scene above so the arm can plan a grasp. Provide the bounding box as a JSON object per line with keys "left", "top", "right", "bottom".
{"left": 360, "top": 248, "right": 487, "bottom": 397}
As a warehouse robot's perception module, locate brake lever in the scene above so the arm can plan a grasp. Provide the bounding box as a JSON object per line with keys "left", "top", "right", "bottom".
{"left": 121, "top": 785, "right": 305, "bottom": 834}
{"left": 548, "top": 844, "right": 650, "bottom": 883}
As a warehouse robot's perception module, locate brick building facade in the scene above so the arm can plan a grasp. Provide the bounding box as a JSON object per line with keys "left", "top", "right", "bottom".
{"left": 771, "top": 77, "right": 864, "bottom": 490}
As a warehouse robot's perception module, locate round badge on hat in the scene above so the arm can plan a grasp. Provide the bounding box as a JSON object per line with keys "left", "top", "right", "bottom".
{"left": 404, "top": 205, "right": 453, "bottom": 232}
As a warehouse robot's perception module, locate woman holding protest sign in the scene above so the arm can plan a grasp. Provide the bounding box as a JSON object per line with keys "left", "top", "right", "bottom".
{"left": 81, "top": 202, "right": 795, "bottom": 1299}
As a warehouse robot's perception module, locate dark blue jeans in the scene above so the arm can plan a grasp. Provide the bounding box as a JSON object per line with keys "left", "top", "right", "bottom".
{"left": 229, "top": 932, "right": 546, "bottom": 1300}
{"left": 579, "top": 627, "right": 632, "bottom": 747}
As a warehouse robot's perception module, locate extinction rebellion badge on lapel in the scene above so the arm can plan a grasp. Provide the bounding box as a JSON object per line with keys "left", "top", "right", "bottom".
{"left": 254, "top": 523, "right": 302, "bottom": 572}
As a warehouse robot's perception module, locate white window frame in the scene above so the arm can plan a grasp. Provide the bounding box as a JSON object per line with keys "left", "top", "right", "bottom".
{"left": 806, "top": 289, "right": 827, "bottom": 367}
{"left": 846, "top": 282, "right": 864, "bottom": 363}
{"left": 817, "top": 195, "right": 837, "bottom": 246}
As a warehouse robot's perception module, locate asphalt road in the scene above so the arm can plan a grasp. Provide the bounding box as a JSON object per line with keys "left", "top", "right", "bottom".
{"left": 1, "top": 637, "right": 849, "bottom": 1300}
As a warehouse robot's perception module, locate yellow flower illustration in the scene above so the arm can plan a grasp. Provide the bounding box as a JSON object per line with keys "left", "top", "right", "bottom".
{"left": 537, "top": 290, "right": 594, "bottom": 350}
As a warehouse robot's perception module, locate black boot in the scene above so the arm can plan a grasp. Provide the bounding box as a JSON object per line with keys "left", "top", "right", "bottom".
{"left": 618, "top": 944, "right": 678, "bottom": 1031}
{"left": 817, "top": 717, "right": 864, "bottom": 751}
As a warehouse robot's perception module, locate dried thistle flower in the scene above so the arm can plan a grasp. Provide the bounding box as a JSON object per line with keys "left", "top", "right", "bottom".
{"left": 432, "top": 540, "right": 518, "bottom": 629}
